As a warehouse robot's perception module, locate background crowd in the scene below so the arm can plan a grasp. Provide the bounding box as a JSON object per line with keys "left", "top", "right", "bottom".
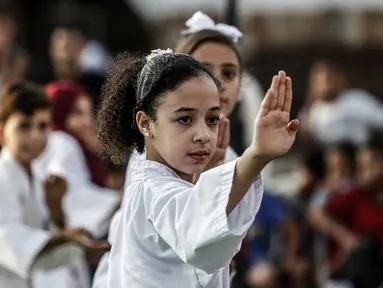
{"left": 0, "top": 0, "right": 383, "bottom": 287}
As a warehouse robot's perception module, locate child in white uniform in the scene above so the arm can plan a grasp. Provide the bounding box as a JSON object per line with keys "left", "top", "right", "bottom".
{"left": 95, "top": 47, "right": 298, "bottom": 288}
{"left": 0, "top": 82, "right": 110, "bottom": 288}
{"left": 93, "top": 12, "right": 260, "bottom": 287}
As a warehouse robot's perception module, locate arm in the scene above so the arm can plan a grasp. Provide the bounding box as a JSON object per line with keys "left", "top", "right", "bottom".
{"left": 150, "top": 71, "right": 297, "bottom": 273}
{"left": 0, "top": 179, "right": 70, "bottom": 279}
{"left": 43, "top": 133, "right": 120, "bottom": 237}
{"left": 309, "top": 193, "right": 358, "bottom": 251}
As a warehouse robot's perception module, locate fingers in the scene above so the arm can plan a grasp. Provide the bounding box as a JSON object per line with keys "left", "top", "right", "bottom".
{"left": 283, "top": 77, "right": 293, "bottom": 113}
{"left": 259, "top": 76, "right": 279, "bottom": 117}
{"left": 217, "top": 114, "right": 225, "bottom": 148}
{"left": 287, "top": 119, "right": 300, "bottom": 138}
{"left": 276, "top": 71, "right": 286, "bottom": 110}
{"left": 222, "top": 118, "right": 230, "bottom": 149}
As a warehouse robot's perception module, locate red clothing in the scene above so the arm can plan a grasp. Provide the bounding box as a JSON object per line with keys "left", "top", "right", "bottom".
{"left": 326, "top": 188, "right": 383, "bottom": 270}
{"left": 45, "top": 81, "right": 108, "bottom": 187}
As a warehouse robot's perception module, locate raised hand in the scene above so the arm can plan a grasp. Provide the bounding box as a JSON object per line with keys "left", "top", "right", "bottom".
{"left": 208, "top": 114, "right": 230, "bottom": 168}
{"left": 251, "top": 71, "right": 299, "bottom": 161}
{"left": 44, "top": 175, "right": 67, "bottom": 228}
{"left": 193, "top": 114, "right": 230, "bottom": 183}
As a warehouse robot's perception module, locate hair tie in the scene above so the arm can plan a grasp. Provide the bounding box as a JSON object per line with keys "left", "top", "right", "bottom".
{"left": 146, "top": 48, "right": 174, "bottom": 62}
{"left": 181, "top": 11, "right": 243, "bottom": 43}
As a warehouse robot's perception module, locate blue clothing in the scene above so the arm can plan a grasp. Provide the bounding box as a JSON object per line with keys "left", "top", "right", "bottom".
{"left": 247, "top": 191, "right": 288, "bottom": 265}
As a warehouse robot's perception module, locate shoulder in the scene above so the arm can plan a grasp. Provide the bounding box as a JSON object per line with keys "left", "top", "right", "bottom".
{"left": 48, "top": 131, "right": 84, "bottom": 155}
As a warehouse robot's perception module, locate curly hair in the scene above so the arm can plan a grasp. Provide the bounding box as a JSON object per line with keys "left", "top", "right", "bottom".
{"left": 97, "top": 50, "right": 221, "bottom": 165}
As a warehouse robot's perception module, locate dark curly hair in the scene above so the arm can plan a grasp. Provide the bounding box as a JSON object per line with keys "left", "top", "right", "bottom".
{"left": 97, "top": 50, "right": 221, "bottom": 165}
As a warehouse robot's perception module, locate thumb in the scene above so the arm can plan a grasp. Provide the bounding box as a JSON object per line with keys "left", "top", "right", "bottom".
{"left": 287, "top": 119, "right": 300, "bottom": 136}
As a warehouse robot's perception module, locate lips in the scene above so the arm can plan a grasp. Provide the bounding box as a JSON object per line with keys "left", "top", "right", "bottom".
{"left": 189, "top": 150, "right": 210, "bottom": 162}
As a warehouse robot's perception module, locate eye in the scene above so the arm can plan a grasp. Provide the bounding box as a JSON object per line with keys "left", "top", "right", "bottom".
{"left": 38, "top": 122, "right": 50, "bottom": 131}
{"left": 222, "top": 70, "right": 237, "bottom": 81}
{"left": 207, "top": 116, "right": 220, "bottom": 125}
{"left": 177, "top": 116, "right": 193, "bottom": 125}
{"left": 19, "top": 121, "right": 31, "bottom": 130}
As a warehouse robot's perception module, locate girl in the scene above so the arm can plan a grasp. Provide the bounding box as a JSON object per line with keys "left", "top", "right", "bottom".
{"left": 175, "top": 11, "right": 263, "bottom": 155}
{"left": 33, "top": 82, "right": 120, "bottom": 238}
{"left": 92, "top": 12, "right": 284, "bottom": 287}
{"left": 0, "top": 82, "right": 109, "bottom": 288}
{"left": 97, "top": 48, "right": 298, "bottom": 287}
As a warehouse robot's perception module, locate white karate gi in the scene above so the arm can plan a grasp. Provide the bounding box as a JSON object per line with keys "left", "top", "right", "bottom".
{"left": 102, "top": 147, "right": 263, "bottom": 288}
{"left": 0, "top": 148, "right": 83, "bottom": 288}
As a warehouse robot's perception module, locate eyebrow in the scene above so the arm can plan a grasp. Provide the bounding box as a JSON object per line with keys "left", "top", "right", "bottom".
{"left": 173, "top": 106, "right": 221, "bottom": 113}
{"left": 202, "top": 62, "right": 238, "bottom": 69}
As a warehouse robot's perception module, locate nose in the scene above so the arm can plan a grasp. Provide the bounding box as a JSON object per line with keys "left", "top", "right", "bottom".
{"left": 192, "top": 122, "right": 210, "bottom": 144}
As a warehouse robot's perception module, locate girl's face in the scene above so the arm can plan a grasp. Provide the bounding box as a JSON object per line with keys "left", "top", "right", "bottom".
{"left": 65, "top": 95, "right": 94, "bottom": 138}
{"left": 192, "top": 42, "right": 241, "bottom": 117}
{"left": 1, "top": 109, "right": 51, "bottom": 165}
{"left": 139, "top": 76, "right": 221, "bottom": 180}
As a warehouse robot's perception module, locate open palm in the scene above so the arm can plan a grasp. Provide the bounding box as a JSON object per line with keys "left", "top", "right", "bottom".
{"left": 252, "top": 71, "right": 299, "bottom": 160}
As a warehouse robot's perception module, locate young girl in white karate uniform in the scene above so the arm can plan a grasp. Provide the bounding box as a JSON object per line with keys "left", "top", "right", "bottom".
{"left": 0, "top": 82, "right": 110, "bottom": 288}
{"left": 93, "top": 13, "right": 259, "bottom": 287}
{"left": 95, "top": 43, "right": 298, "bottom": 288}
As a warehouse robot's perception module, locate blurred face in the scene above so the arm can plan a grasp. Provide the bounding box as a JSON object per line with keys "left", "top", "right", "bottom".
{"left": 50, "top": 28, "right": 84, "bottom": 78}
{"left": 65, "top": 96, "right": 94, "bottom": 138}
{"left": 0, "top": 110, "right": 51, "bottom": 165}
{"left": 0, "top": 15, "right": 15, "bottom": 51}
{"left": 325, "top": 149, "right": 352, "bottom": 185}
{"left": 357, "top": 148, "right": 383, "bottom": 191}
{"left": 296, "top": 164, "right": 314, "bottom": 194}
{"left": 309, "top": 64, "right": 345, "bottom": 102}
{"left": 138, "top": 76, "right": 221, "bottom": 180}
{"left": 192, "top": 42, "right": 240, "bottom": 116}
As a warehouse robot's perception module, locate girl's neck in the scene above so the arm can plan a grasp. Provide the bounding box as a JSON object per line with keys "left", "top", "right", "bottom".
{"left": 145, "top": 148, "right": 194, "bottom": 183}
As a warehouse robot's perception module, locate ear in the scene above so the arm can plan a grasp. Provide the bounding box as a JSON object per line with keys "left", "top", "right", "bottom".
{"left": 136, "top": 111, "right": 152, "bottom": 137}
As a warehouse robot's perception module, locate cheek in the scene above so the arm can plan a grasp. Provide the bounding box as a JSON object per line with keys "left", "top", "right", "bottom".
{"left": 223, "top": 79, "right": 240, "bottom": 103}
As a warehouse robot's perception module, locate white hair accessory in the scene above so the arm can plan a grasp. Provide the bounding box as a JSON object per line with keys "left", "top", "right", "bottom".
{"left": 181, "top": 11, "right": 243, "bottom": 43}
{"left": 146, "top": 48, "right": 173, "bottom": 61}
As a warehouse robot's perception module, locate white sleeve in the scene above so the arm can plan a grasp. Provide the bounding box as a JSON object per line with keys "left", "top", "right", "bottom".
{"left": 148, "top": 160, "right": 263, "bottom": 274}
{"left": 64, "top": 185, "right": 120, "bottom": 238}
{"left": 0, "top": 177, "right": 85, "bottom": 278}
{"left": 90, "top": 211, "right": 121, "bottom": 288}
{"left": 44, "top": 133, "right": 90, "bottom": 185}
{"left": 0, "top": 178, "right": 51, "bottom": 279}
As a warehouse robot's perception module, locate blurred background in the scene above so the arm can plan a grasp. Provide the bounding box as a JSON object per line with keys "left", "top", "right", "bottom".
{"left": 1, "top": 0, "right": 383, "bottom": 287}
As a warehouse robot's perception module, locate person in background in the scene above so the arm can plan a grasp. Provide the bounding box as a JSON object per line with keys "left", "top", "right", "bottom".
{"left": 33, "top": 81, "right": 120, "bottom": 241}
{"left": 33, "top": 25, "right": 105, "bottom": 109}
{"left": 325, "top": 131, "right": 383, "bottom": 287}
{"left": 308, "top": 142, "right": 357, "bottom": 285}
{"left": 0, "top": 82, "right": 109, "bottom": 288}
{"left": 298, "top": 59, "right": 383, "bottom": 147}
{"left": 284, "top": 148, "right": 327, "bottom": 287}
{"left": 0, "top": 12, "right": 30, "bottom": 91}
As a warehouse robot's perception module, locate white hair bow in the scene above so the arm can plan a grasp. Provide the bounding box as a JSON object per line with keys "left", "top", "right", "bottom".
{"left": 181, "top": 11, "right": 243, "bottom": 43}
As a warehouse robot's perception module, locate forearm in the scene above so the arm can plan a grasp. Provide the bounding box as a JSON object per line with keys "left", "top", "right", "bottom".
{"left": 227, "top": 148, "right": 268, "bottom": 215}
{"left": 310, "top": 207, "right": 353, "bottom": 243}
